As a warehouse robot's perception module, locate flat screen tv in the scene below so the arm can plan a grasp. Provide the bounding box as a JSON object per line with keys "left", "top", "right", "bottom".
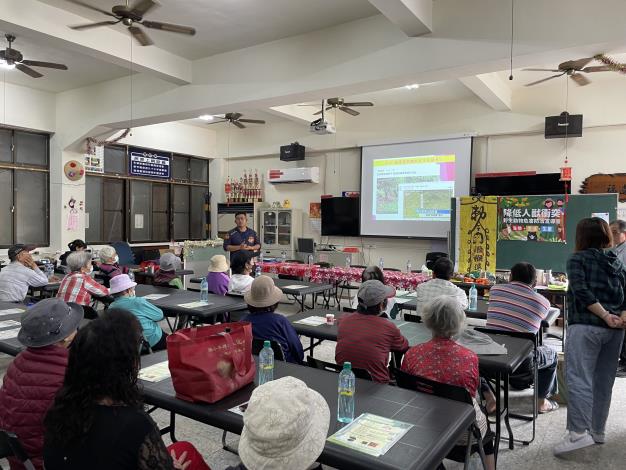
{"left": 475, "top": 173, "right": 570, "bottom": 196}
{"left": 321, "top": 197, "right": 360, "bottom": 236}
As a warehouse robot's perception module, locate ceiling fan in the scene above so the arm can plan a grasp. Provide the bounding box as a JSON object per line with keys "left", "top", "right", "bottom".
{"left": 67, "top": 0, "right": 196, "bottom": 46}
{"left": 311, "top": 97, "right": 374, "bottom": 116}
{"left": 523, "top": 58, "right": 613, "bottom": 87}
{"left": 206, "top": 113, "right": 266, "bottom": 129}
{"left": 0, "top": 34, "right": 68, "bottom": 78}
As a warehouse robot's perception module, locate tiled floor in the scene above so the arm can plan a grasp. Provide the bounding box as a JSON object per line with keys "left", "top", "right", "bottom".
{"left": 2, "top": 297, "right": 626, "bottom": 469}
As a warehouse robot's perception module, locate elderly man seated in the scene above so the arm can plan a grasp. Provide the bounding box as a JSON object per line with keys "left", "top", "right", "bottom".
{"left": 0, "top": 244, "right": 48, "bottom": 303}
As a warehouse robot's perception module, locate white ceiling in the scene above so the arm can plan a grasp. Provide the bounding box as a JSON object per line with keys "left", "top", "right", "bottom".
{"left": 0, "top": 30, "right": 130, "bottom": 92}
{"left": 182, "top": 109, "right": 285, "bottom": 129}
{"left": 39, "top": 0, "right": 379, "bottom": 60}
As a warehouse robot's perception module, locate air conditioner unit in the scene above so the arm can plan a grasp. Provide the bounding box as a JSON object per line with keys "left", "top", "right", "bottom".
{"left": 267, "top": 167, "right": 320, "bottom": 184}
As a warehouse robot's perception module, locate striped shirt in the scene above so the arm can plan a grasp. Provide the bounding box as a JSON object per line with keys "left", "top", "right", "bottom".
{"left": 57, "top": 272, "right": 109, "bottom": 306}
{"left": 486, "top": 282, "right": 550, "bottom": 333}
{"left": 0, "top": 262, "right": 49, "bottom": 302}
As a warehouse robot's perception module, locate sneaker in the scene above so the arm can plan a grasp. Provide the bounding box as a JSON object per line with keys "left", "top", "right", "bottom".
{"left": 591, "top": 431, "right": 606, "bottom": 444}
{"left": 553, "top": 431, "right": 595, "bottom": 456}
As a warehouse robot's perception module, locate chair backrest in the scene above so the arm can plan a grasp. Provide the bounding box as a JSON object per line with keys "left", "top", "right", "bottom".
{"left": 393, "top": 368, "right": 473, "bottom": 405}
{"left": 383, "top": 268, "right": 401, "bottom": 272}
{"left": 111, "top": 241, "right": 136, "bottom": 266}
{"left": 306, "top": 356, "right": 372, "bottom": 381}
{"left": 474, "top": 326, "right": 539, "bottom": 348}
{"left": 403, "top": 313, "right": 421, "bottom": 323}
{"left": 342, "top": 306, "right": 356, "bottom": 313}
{"left": 285, "top": 259, "right": 305, "bottom": 264}
{"left": 350, "top": 264, "right": 367, "bottom": 269}
{"left": 252, "top": 338, "right": 286, "bottom": 361}
{"left": 0, "top": 430, "right": 35, "bottom": 470}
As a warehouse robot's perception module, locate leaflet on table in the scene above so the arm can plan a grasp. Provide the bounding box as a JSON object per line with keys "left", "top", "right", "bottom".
{"left": 327, "top": 413, "right": 413, "bottom": 457}
{"left": 293, "top": 316, "right": 328, "bottom": 326}
{"left": 142, "top": 294, "right": 170, "bottom": 300}
{"left": 395, "top": 290, "right": 409, "bottom": 297}
{"left": 138, "top": 361, "right": 171, "bottom": 382}
{"left": 404, "top": 292, "right": 417, "bottom": 297}
{"left": 283, "top": 285, "right": 308, "bottom": 289}
{"left": 0, "top": 328, "right": 19, "bottom": 340}
{"left": 393, "top": 298, "right": 413, "bottom": 304}
{"left": 228, "top": 401, "right": 249, "bottom": 416}
{"left": 0, "top": 308, "right": 25, "bottom": 316}
{"left": 178, "top": 301, "right": 213, "bottom": 309}
{"left": 0, "top": 320, "right": 21, "bottom": 329}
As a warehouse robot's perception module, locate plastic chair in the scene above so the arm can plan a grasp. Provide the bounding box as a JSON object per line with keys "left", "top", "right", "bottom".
{"left": 393, "top": 369, "right": 490, "bottom": 470}
{"left": 0, "top": 430, "right": 36, "bottom": 470}
{"left": 111, "top": 241, "right": 136, "bottom": 266}
{"left": 306, "top": 356, "right": 372, "bottom": 381}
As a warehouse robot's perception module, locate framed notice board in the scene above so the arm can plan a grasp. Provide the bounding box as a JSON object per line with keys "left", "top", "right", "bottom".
{"left": 452, "top": 194, "right": 618, "bottom": 273}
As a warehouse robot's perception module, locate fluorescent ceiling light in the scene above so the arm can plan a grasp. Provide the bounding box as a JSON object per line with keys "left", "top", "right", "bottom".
{"left": 198, "top": 114, "right": 214, "bottom": 121}
{"left": 404, "top": 83, "right": 420, "bottom": 90}
{"left": 0, "top": 60, "right": 15, "bottom": 70}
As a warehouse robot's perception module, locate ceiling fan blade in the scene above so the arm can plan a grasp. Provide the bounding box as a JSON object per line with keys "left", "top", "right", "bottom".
{"left": 141, "top": 20, "right": 196, "bottom": 35}
{"left": 559, "top": 57, "right": 592, "bottom": 71}
{"left": 312, "top": 110, "right": 323, "bottom": 115}
{"left": 232, "top": 121, "right": 246, "bottom": 129}
{"left": 229, "top": 112, "right": 242, "bottom": 121}
{"left": 570, "top": 73, "right": 590, "bottom": 86}
{"left": 130, "top": 0, "right": 160, "bottom": 17}
{"left": 581, "top": 65, "right": 614, "bottom": 73}
{"left": 238, "top": 119, "right": 266, "bottom": 124}
{"left": 70, "top": 20, "right": 120, "bottom": 30}
{"left": 339, "top": 106, "right": 360, "bottom": 116}
{"left": 15, "top": 63, "right": 43, "bottom": 78}
{"left": 521, "top": 68, "right": 562, "bottom": 72}
{"left": 20, "top": 60, "right": 68, "bottom": 70}
{"left": 67, "top": 0, "right": 117, "bottom": 17}
{"left": 524, "top": 72, "right": 567, "bottom": 87}
{"left": 205, "top": 120, "right": 227, "bottom": 125}
{"left": 342, "top": 102, "right": 373, "bottom": 107}
{"left": 128, "top": 26, "right": 153, "bottom": 46}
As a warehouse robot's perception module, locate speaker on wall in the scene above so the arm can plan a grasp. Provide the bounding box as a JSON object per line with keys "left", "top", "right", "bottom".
{"left": 545, "top": 112, "right": 583, "bottom": 139}
{"left": 280, "top": 142, "right": 305, "bottom": 161}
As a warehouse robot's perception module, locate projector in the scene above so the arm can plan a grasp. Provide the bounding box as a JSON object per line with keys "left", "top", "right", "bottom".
{"left": 310, "top": 118, "right": 336, "bottom": 135}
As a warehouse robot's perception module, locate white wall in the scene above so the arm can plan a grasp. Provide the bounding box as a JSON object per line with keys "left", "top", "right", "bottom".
{"left": 0, "top": 82, "right": 55, "bottom": 132}
{"left": 119, "top": 122, "right": 216, "bottom": 159}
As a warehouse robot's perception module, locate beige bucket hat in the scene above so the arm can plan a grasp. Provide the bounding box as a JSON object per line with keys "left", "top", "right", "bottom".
{"left": 244, "top": 275, "right": 283, "bottom": 308}
{"left": 208, "top": 254, "right": 230, "bottom": 273}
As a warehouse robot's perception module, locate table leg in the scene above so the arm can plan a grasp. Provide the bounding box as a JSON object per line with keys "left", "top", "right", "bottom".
{"left": 494, "top": 373, "right": 501, "bottom": 464}
{"left": 310, "top": 335, "right": 315, "bottom": 357}
{"left": 503, "top": 373, "right": 514, "bottom": 450}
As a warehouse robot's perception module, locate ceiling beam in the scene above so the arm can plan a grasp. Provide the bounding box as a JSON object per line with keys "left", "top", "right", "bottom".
{"left": 460, "top": 73, "right": 512, "bottom": 111}
{"left": 0, "top": 0, "right": 192, "bottom": 85}
{"left": 368, "top": 0, "right": 432, "bottom": 36}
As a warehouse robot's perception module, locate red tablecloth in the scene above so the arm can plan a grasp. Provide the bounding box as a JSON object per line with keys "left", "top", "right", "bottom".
{"left": 258, "top": 262, "right": 430, "bottom": 290}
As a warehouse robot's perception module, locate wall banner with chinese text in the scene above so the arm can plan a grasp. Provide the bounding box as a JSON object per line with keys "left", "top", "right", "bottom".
{"left": 458, "top": 196, "right": 498, "bottom": 274}
{"left": 128, "top": 147, "right": 171, "bottom": 179}
{"left": 497, "top": 196, "right": 566, "bottom": 243}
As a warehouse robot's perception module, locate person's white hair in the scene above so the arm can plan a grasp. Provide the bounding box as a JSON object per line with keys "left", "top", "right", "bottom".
{"left": 99, "top": 246, "right": 117, "bottom": 264}
{"left": 422, "top": 296, "right": 466, "bottom": 338}
{"left": 67, "top": 251, "right": 92, "bottom": 273}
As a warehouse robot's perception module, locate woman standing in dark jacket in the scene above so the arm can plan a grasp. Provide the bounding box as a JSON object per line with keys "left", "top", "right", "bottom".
{"left": 0, "top": 299, "right": 83, "bottom": 470}
{"left": 554, "top": 218, "right": 626, "bottom": 456}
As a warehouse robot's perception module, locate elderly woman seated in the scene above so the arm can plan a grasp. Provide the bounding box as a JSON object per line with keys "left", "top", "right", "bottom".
{"left": 400, "top": 296, "right": 495, "bottom": 470}
{"left": 97, "top": 246, "right": 129, "bottom": 287}
{"left": 57, "top": 251, "right": 109, "bottom": 318}
{"left": 153, "top": 252, "right": 184, "bottom": 289}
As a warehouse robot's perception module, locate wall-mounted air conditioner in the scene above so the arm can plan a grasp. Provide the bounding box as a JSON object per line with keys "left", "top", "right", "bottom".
{"left": 267, "top": 167, "right": 320, "bottom": 184}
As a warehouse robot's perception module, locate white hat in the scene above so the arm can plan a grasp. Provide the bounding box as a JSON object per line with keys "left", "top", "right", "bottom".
{"left": 108, "top": 274, "right": 137, "bottom": 295}
{"left": 208, "top": 254, "right": 229, "bottom": 273}
{"left": 240, "top": 376, "right": 330, "bottom": 470}
{"left": 244, "top": 275, "right": 283, "bottom": 308}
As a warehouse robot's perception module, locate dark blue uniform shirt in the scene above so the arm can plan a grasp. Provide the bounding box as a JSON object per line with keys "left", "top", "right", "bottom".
{"left": 223, "top": 227, "right": 260, "bottom": 251}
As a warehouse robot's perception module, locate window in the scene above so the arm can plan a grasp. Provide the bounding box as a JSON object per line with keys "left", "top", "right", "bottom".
{"left": 0, "top": 129, "right": 49, "bottom": 247}
{"left": 85, "top": 146, "right": 210, "bottom": 244}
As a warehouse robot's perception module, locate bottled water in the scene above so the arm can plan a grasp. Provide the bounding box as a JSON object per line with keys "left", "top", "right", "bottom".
{"left": 345, "top": 256, "right": 351, "bottom": 268}
{"left": 307, "top": 254, "right": 313, "bottom": 265}
{"left": 337, "top": 362, "right": 356, "bottom": 423}
{"left": 259, "top": 251, "right": 264, "bottom": 263}
{"left": 468, "top": 284, "right": 478, "bottom": 311}
{"left": 255, "top": 265, "right": 262, "bottom": 278}
{"left": 378, "top": 257, "right": 384, "bottom": 270}
{"left": 406, "top": 259, "right": 412, "bottom": 274}
{"left": 128, "top": 271, "right": 135, "bottom": 282}
{"left": 259, "top": 340, "right": 274, "bottom": 385}
{"left": 200, "top": 277, "right": 209, "bottom": 302}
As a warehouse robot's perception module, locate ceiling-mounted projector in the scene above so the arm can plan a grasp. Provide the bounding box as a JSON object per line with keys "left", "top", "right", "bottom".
{"left": 310, "top": 118, "right": 335, "bottom": 135}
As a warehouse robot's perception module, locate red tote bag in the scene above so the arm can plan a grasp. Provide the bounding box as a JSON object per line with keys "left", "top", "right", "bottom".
{"left": 166, "top": 322, "right": 256, "bottom": 403}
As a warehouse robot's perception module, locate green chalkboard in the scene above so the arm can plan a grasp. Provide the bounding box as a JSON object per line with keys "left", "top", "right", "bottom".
{"left": 452, "top": 194, "right": 618, "bottom": 273}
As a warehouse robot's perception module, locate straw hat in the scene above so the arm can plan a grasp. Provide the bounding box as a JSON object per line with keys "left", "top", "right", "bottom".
{"left": 208, "top": 254, "right": 229, "bottom": 273}
{"left": 108, "top": 274, "right": 137, "bottom": 295}
{"left": 239, "top": 376, "right": 330, "bottom": 470}
{"left": 244, "top": 275, "right": 283, "bottom": 308}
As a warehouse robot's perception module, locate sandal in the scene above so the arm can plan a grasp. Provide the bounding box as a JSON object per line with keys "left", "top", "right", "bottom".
{"left": 539, "top": 399, "right": 559, "bottom": 414}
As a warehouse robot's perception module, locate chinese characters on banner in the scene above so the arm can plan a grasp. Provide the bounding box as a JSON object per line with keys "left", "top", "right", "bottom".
{"left": 128, "top": 147, "right": 171, "bottom": 178}
{"left": 458, "top": 196, "right": 498, "bottom": 274}
{"left": 497, "top": 196, "right": 566, "bottom": 243}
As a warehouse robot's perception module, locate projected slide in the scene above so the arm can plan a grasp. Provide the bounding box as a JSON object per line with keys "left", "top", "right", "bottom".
{"left": 373, "top": 155, "right": 455, "bottom": 221}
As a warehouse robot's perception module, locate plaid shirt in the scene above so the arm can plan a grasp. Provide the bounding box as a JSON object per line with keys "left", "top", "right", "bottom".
{"left": 567, "top": 248, "right": 626, "bottom": 328}
{"left": 57, "top": 272, "right": 109, "bottom": 306}
{"left": 414, "top": 278, "right": 469, "bottom": 312}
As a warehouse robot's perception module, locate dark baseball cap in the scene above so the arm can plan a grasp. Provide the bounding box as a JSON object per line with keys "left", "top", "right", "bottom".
{"left": 8, "top": 244, "right": 36, "bottom": 262}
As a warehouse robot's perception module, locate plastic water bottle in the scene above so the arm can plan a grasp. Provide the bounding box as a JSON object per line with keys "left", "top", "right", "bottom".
{"left": 345, "top": 256, "right": 351, "bottom": 268}
{"left": 469, "top": 284, "right": 478, "bottom": 311}
{"left": 259, "top": 251, "right": 264, "bottom": 263}
{"left": 259, "top": 340, "right": 274, "bottom": 385}
{"left": 280, "top": 250, "right": 287, "bottom": 262}
{"left": 307, "top": 254, "right": 313, "bottom": 265}
{"left": 128, "top": 271, "right": 135, "bottom": 282}
{"left": 378, "top": 257, "right": 384, "bottom": 270}
{"left": 338, "top": 362, "right": 356, "bottom": 423}
{"left": 255, "top": 265, "right": 262, "bottom": 278}
{"left": 406, "top": 259, "right": 412, "bottom": 274}
{"left": 200, "top": 277, "right": 209, "bottom": 302}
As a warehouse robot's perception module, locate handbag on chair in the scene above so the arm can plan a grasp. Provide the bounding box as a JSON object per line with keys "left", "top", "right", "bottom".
{"left": 167, "top": 322, "right": 256, "bottom": 403}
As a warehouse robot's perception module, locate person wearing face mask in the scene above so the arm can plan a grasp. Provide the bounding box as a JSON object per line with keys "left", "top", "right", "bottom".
{"left": 108, "top": 274, "right": 168, "bottom": 352}
{"left": 96, "top": 246, "right": 129, "bottom": 288}
{"left": 57, "top": 252, "right": 109, "bottom": 310}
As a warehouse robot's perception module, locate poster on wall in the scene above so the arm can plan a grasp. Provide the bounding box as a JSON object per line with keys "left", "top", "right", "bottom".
{"left": 128, "top": 147, "right": 171, "bottom": 178}
{"left": 309, "top": 202, "right": 321, "bottom": 234}
{"left": 497, "top": 196, "right": 566, "bottom": 243}
{"left": 84, "top": 145, "right": 104, "bottom": 173}
{"left": 458, "top": 196, "right": 498, "bottom": 274}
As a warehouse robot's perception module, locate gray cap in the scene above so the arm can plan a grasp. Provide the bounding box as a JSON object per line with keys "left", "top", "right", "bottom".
{"left": 357, "top": 280, "right": 394, "bottom": 308}
{"left": 18, "top": 298, "right": 84, "bottom": 348}
{"left": 159, "top": 252, "right": 181, "bottom": 272}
